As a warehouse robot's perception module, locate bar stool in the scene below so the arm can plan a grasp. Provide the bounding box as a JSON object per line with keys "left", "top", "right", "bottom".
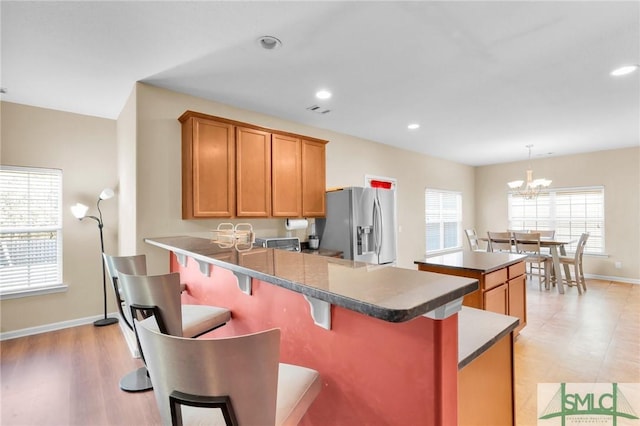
{"left": 136, "top": 318, "right": 321, "bottom": 425}
{"left": 103, "top": 254, "right": 152, "bottom": 392}
{"left": 104, "top": 255, "right": 231, "bottom": 392}
{"left": 117, "top": 271, "right": 231, "bottom": 337}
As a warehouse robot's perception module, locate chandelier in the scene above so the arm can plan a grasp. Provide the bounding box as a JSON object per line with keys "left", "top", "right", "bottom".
{"left": 507, "top": 145, "right": 551, "bottom": 199}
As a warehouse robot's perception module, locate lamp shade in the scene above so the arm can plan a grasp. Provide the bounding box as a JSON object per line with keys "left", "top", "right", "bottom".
{"left": 71, "top": 203, "right": 89, "bottom": 219}
{"left": 99, "top": 188, "right": 115, "bottom": 200}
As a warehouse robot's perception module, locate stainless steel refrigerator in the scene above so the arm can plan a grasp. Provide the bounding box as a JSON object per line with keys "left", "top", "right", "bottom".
{"left": 316, "top": 187, "right": 397, "bottom": 264}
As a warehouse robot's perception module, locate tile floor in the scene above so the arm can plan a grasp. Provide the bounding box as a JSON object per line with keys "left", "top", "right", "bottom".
{"left": 514, "top": 279, "right": 640, "bottom": 425}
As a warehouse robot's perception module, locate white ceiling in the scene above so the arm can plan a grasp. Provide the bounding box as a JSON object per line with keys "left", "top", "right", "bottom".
{"left": 2, "top": 1, "right": 638, "bottom": 166}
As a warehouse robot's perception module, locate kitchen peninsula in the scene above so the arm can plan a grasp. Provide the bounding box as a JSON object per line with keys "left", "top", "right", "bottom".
{"left": 145, "top": 236, "right": 516, "bottom": 425}
{"left": 415, "top": 251, "right": 527, "bottom": 424}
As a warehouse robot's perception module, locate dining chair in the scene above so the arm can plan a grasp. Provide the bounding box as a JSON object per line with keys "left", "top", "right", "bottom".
{"left": 559, "top": 233, "right": 589, "bottom": 293}
{"left": 135, "top": 319, "right": 322, "bottom": 426}
{"left": 514, "top": 232, "right": 551, "bottom": 289}
{"left": 464, "top": 229, "right": 485, "bottom": 252}
{"left": 537, "top": 230, "right": 556, "bottom": 239}
{"left": 487, "top": 231, "right": 514, "bottom": 253}
{"left": 535, "top": 229, "right": 556, "bottom": 255}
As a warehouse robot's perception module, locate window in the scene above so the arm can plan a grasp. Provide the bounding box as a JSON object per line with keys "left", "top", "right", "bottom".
{"left": 508, "top": 186, "right": 604, "bottom": 254}
{"left": 0, "top": 165, "right": 64, "bottom": 297}
{"left": 425, "top": 189, "right": 462, "bottom": 254}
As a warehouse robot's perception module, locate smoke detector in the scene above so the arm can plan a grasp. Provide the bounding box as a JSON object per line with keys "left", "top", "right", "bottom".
{"left": 257, "top": 36, "right": 282, "bottom": 50}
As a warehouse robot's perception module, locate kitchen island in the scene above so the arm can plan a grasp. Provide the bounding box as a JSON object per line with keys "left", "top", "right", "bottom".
{"left": 145, "top": 236, "right": 513, "bottom": 425}
{"left": 415, "top": 251, "right": 527, "bottom": 335}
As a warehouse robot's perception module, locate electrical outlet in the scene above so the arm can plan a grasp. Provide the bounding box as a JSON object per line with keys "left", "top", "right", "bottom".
{"left": 614, "top": 261, "right": 622, "bottom": 269}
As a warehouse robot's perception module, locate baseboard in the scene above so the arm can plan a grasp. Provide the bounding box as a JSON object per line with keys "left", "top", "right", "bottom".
{"left": 0, "top": 312, "right": 120, "bottom": 341}
{"left": 585, "top": 274, "right": 640, "bottom": 285}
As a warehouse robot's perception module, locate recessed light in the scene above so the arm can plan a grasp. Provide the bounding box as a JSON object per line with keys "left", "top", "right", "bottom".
{"left": 257, "top": 36, "right": 282, "bottom": 50}
{"left": 408, "top": 123, "right": 420, "bottom": 130}
{"left": 610, "top": 65, "right": 638, "bottom": 76}
{"left": 315, "top": 90, "right": 332, "bottom": 100}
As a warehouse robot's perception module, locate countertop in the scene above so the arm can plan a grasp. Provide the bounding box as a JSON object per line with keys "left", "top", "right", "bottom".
{"left": 300, "top": 248, "right": 343, "bottom": 257}
{"left": 457, "top": 307, "right": 519, "bottom": 369}
{"left": 415, "top": 251, "right": 527, "bottom": 274}
{"left": 145, "top": 236, "right": 478, "bottom": 323}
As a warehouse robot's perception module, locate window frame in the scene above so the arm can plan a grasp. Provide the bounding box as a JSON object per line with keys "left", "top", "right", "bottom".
{"left": 508, "top": 186, "right": 605, "bottom": 255}
{"left": 425, "top": 188, "right": 463, "bottom": 255}
{"left": 0, "top": 165, "right": 67, "bottom": 299}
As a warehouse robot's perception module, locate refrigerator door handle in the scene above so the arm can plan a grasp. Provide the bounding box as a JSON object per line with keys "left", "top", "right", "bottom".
{"left": 373, "top": 197, "right": 383, "bottom": 255}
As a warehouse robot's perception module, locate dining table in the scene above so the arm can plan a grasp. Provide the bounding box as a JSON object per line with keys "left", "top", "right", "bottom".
{"left": 480, "top": 236, "right": 577, "bottom": 294}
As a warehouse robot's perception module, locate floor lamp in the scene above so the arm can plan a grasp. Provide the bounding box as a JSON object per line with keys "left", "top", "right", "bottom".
{"left": 71, "top": 188, "right": 118, "bottom": 327}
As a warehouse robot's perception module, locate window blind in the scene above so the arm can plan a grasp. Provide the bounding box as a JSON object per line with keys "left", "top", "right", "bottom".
{"left": 508, "top": 186, "right": 604, "bottom": 254}
{"left": 425, "top": 189, "right": 462, "bottom": 253}
{"left": 0, "top": 165, "right": 63, "bottom": 293}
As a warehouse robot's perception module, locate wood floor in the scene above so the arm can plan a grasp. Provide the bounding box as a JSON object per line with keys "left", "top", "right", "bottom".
{"left": 1, "top": 321, "right": 160, "bottom": 425}
{"left": 1, "top": 279, "right": 638, "bottom": 425}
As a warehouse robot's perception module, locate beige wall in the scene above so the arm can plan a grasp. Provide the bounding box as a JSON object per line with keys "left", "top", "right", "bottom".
{"left": 0, "top": 102, "right": 119, "bottom": 332}
{"left": 130, "top": 83, "right": 476, "bottom": 273}
{"left": 476, "top": 147, "right": 640, "bottom": 280}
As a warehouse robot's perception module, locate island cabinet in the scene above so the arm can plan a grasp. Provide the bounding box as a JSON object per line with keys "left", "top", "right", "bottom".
{"left": 415, "top": 251, "right": 527, "bottom": 336}
{"left": 179, "top": 110, "right": 328, "bottom": 219}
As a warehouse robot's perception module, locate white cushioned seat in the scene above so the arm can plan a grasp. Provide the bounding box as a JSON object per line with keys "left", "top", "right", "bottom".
{"left": 136, "top": 322, "right": 321, "bottom": 426}
{"left": 179, "top": 305, "right": 231, "bottom": 338}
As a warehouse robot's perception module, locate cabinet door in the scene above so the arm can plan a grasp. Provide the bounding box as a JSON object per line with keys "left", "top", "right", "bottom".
{"left": 483, "top": 284, "right": 508, "bottom": 315}
{"left": 508, "top": 274, "right": 526, "bottom": 335}
{"left": 301, "top": 139, "right": 326, "bottom": 217}
{"left": 272, "top": 134, "right": 302, "bottom": 217}
{"left": 458, "top": 335, "right": 514, "bottom": 426}
{"left": 236, "top": 127, "right": 271, "bottom": 217}
{"left": 182, "top": 117, "right": 235, "bottom": 218}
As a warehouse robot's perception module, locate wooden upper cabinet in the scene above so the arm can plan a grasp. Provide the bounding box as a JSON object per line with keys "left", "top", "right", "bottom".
{"left": 180, "top": 115, "right": 235, "bottom": 218}
{"left": 235, "top": 126, "right": 271, "bottom": 217}
{"left": 179, "top": 110, "right": 327, "bottom": 219}
{"left": 301, "top": 139, "right": 327, "bottom": 217}
{"left": 272, "top": 134, "right": 302, "bottom": 217}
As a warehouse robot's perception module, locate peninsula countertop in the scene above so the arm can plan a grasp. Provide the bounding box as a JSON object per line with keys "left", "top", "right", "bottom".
{"left": 145, "top": 236, "right": 478, "bottom": 323}
{"left": 415, "top": 251, "right": 527, "bottom": 274}
{"left": 457, "top": 306, "right": 519, "bottom": 369}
